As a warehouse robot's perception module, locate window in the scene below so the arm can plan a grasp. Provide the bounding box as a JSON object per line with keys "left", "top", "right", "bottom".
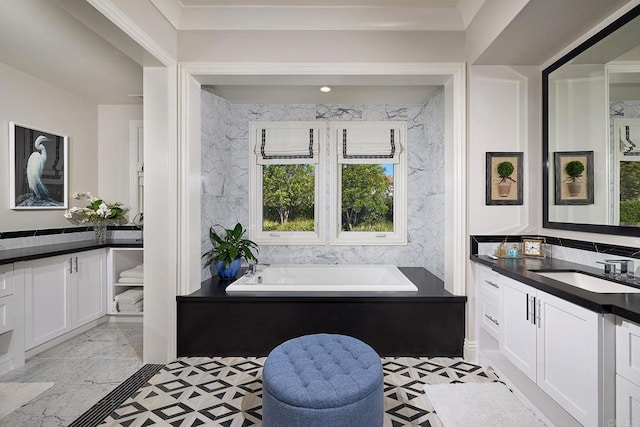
{"left": 330, "top": 122, "right": 407, "bottom": 245}
{"left": 249, "top": 122, "right": 325, "bottom": 244}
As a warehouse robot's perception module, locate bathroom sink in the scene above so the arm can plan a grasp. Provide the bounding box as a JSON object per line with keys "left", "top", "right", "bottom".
{"left": 534, "top": 271, "right": 640, "bottom": 293}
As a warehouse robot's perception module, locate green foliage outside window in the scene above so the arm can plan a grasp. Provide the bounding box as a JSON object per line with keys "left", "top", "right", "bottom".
{"left": 341, "top": 164, "right": 393, "bottom": 232}
{"left": 262, "top": 164, "right": 315, "bottom": 231}
{"left": 620, "top": 162, "right": 640, "bottom": 225}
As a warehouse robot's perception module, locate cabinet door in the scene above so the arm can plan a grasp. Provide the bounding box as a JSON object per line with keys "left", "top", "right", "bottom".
{"left": 537, "top": 291, "right": 599, "bottom": 427}
{"left": 73, "top": 250, "right": 106, "bottom": 327}
{"left": 22, "top": 255, "right": 72, "bottom": 349}
{"left": 617, "top": 374, "right": 640, "bottom": 426}
{"left": 500, "top": 276, "right": 536, "bottom": 381}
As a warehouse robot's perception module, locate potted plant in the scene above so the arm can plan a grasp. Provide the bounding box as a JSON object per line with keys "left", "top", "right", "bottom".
{"left": 202, "top": 223, "right": 258, "bottom": 279}
{"left": 565, "top": 160, "right": 585, "bottom": 196}
{"left": 496, "top": 161, "right": 516, "bottom": 197}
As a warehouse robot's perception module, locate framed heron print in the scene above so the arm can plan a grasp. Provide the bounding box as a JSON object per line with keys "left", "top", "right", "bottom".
{"left": 9, "top": 122, "right": 68, "bottom": 209}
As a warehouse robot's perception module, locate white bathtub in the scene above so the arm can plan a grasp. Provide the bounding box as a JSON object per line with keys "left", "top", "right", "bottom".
{"left": 225, "top": 264, "right": 418, "bottom": 293}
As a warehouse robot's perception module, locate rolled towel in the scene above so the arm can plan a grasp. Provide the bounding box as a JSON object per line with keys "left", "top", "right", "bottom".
{"left": 120, "top": 265, "right": 144, "bottom": 279}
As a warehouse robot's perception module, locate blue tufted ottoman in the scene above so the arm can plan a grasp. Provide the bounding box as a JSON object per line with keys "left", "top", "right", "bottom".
{"left": 262, "top": 333, "right": 384, "bottom": 427}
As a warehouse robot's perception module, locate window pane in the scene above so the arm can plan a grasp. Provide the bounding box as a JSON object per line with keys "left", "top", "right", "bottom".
{"left": 341, "top": 164, "right": 394, "bottom": 232}
{"left": 620, "top": 161, "right": 640, "bottom": 226}
{"left": 262, "top": 164, "right": 315, "bottom": 231}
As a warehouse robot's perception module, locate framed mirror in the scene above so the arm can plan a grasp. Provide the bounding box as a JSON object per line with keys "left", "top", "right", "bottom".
{"left": 543, "top": 4, "right": 640, "bottom": 236}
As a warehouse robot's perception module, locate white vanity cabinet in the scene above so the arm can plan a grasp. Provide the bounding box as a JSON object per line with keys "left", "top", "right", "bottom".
{"left": 18, "top": 249, "right": 106, "bottom": 350}
{"left": 475, "top": 264, "right": 501, "bottom": 340}
{"left": 616, "top": 319, "right": 640, "bottom": 424}
{"left": 499, "top": 274, "right": 604, "bottom": 427}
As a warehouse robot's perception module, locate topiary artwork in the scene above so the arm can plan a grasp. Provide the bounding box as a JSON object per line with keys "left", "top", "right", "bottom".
{"left": 564, "top": 160, "right": 585, "bottom": 182}
{"left": 496, "top": 161, "right": 516, "bottom": 183}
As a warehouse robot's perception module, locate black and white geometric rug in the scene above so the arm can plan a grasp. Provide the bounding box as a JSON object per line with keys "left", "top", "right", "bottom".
{"left": 84, "top": 357, "right": 500, "bottom": 426}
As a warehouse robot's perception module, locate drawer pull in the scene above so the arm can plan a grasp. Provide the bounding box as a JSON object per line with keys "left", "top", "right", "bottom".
{"left": 485, "top": 280, "right": 499, "bottom": 289}
{"left": 485, "top": 314, "right": 499, "bottom": 326}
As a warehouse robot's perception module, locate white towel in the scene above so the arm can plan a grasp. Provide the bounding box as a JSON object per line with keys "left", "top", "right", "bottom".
{"left": 120, "top": 265, "right": 144, "bottom": 279}
{"left": 118, "top": 277, "right": 144, "bottom": 285}
{"left": 114, "top": 289, "right": 143, "bottom": 303}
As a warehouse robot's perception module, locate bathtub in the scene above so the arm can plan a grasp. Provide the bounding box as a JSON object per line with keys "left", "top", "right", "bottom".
{"left": 225, "top": 264, "right": 418, "bottom": 293}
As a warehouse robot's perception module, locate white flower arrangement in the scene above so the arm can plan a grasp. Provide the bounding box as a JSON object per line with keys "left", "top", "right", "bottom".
{"left": 64, "top": 192, "right": 128, "bottom": 224}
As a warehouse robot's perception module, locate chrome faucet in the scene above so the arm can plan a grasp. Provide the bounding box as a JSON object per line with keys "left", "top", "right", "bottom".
{"left": 596, "top": 261, "right": 617, "bottom": 275}
{"left": 606, "top": 260, "right": 635, "bottom": 278}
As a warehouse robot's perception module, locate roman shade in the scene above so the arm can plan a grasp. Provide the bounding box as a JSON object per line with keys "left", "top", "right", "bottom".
{"left": 255, "top": 127, "right": 319, "bottom": 164}
{"left": 338, "top": 127, "right": 402, "bottom": 164}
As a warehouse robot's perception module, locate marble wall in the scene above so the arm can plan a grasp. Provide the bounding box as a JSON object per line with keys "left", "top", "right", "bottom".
{"left": 201, "top": 89, "right": 445, "bottom": 281}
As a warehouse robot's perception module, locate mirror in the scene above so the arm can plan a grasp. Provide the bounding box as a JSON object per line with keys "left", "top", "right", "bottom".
{"left": 543, "top": 5, "right": 640, "bottom": 236}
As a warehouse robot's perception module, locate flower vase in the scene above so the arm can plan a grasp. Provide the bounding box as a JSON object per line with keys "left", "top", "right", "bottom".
{"left": 93, "top": 222, "right": 107, "bottom": 244}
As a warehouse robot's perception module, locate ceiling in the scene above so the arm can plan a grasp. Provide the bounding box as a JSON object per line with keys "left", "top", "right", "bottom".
{"left": 180, "top": 0, "right": 460, "bottom": 5}
{"left": 0, "top": 0, "right": 145, "bottom": 105}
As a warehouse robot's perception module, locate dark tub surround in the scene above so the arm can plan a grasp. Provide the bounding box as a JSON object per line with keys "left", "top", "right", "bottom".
{"left": 177, "top": 267, "right": 466, "bottom": 357}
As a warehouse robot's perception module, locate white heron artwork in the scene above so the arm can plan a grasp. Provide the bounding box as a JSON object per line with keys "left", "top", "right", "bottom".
{"left": 10, "top": 122, "right": 68, "bottom": 209}
{"left": 26, "top": 135, "right": 50, "bottom": 199}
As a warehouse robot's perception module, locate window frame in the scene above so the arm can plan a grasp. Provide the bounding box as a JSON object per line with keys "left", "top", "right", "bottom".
{"left": 329, "top": 121, "right": 408, "bottom": 245}
{"left": 248, "top": 121, "right": 326, "bottom": 245}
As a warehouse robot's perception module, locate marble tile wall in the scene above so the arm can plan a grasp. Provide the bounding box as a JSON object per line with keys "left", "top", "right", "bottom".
{"left": 477, "top": 241, "right": 638, "bottom": 276}
{"left": 201, "top": 89, "right": 446, "bottom": 281}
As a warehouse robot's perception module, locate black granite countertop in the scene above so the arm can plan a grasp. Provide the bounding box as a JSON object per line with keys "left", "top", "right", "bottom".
{"left": 471, "top": 254, "right": 640, "bottom": 323}
{"left": 179, "top": 267, "right": 466, "bottom": 302}
{"left": 0, "top": 239, "right": 143, "bottom": 265}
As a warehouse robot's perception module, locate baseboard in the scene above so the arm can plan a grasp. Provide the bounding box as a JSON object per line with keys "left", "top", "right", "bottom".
{"left": 25, "top": 317, "right": 108, "bottom": 359}
{"left": 463, "top": 339, "right": 478, "bottom": 363}
{"left": 108, "top": 314, "right": 143, "bottom": 323}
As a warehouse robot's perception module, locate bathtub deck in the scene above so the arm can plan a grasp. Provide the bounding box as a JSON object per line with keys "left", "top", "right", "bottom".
{"left": 176, "top": 267, "right": 466, "bottom": 357}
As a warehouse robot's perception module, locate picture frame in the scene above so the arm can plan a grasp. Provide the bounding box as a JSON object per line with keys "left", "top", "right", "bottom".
{"left": 485, "top": 152, "right": 523, "bottom": 205}
{"left": 9, "top": 122, "right": 68, "bottom": 209}
{"left": 554, "top": 151, "right": 594, "bottom": 205}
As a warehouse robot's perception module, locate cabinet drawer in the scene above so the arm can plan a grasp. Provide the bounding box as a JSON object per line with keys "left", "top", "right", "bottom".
{"left": 476, "top": 265, "right": 501, "bottom": 302}
{"left": 479, "top": 296, "right": 500, "bottom": 339}
{"left": 617, "top": 374, "right": 640, "bottom": 425}
{"left": 0, "top": 265, "right": 14, "bottom": 298}
{"left": 617, "top": 319, "right": 640, "bottom": 386}
{"left": 0, "top": 295, "right": 14, "bottom": 335}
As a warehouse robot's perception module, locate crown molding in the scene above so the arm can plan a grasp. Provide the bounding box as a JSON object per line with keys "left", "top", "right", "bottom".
{"left": 149, "top": 0, "right": 484, "bottom": 31}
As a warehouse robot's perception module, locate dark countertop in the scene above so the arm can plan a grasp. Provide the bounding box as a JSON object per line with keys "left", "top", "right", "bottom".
{"left": 179, "top": 267, "right": 466, "bottom": 302}
{"left": 0, "top": 239, "right": 143, "bottom": 265}
{"left": 471, "top": 254, "right": 640, "bottom": 323}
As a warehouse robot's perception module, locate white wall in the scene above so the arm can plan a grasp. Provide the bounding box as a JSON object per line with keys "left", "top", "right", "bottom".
{"left": 466, "top": 65, "right": 541, "bottom": 356}
{"left": 547, "top": 72, "right": 608, "bottom": 224}
{"left": 0, "top": 61, "right": 98, "bottom": 232}
{"left": 178, "top": 30, "right": 465, "bottom": 63}
{"left": 97, "top": 105, "right": 143, "bottom": 209}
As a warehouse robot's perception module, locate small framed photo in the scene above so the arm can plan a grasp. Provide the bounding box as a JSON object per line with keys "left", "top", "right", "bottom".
{"left": 9, "top": 122, "right": 68, "bottom": 209}
{"left": 554, "top": 151, "right": 594, "bottom": 205}
{"left": 486, "top": 152, "right": 523, "bottom": 205}
{"left": 522, "top": 237, "right": 545, "bottom": 258}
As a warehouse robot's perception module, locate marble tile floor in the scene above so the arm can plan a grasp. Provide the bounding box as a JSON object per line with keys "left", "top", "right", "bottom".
{"left": 99, "top": 356, "right": 501, "bottom": 426}
{"left": 0, "top": 321, "right": 143, "bottom": 426}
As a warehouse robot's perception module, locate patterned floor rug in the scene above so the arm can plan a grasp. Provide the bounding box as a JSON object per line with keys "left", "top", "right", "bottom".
{"left": 84, "top": 356, "right": 500, "bottom": 426}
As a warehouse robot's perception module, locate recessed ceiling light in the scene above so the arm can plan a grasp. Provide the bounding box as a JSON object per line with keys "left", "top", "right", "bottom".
{"left": 320, "top": 86, "right": 332, "bottom": 93}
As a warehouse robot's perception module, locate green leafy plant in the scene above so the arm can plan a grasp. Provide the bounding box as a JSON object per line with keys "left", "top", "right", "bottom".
{"left": 564, "top": 160, "right": 585, "bottom": 183}
{"left": 202, "top": 223, "right": 258, "bottom": 268}
{"left": 496, "top": 161, "right": 516, "bottom": 183}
